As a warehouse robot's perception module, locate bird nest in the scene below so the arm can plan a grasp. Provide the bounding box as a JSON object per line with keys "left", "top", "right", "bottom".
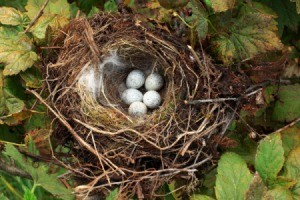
{"left": 43, "top": 12, "right": 232, "bottom": 198}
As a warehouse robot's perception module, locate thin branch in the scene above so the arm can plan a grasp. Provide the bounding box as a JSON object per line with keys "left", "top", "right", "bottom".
{"left": 0, "top": 158, "right": 32, "bottom": 180}
{"left": 273, "top": 117, "right": 300, "bottom": 134}
{"left": 24, "top": 0, "right": 50, "bottom": 33}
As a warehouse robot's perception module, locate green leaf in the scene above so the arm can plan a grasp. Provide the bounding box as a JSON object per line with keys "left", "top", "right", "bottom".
{"left": 268, "top": 176, "right": 297, "bottom": 190}
{"left": 190, "top": 194, "right": 215, "bottom": 200}
{"left": 74, "top": 0, "right": 105, "bottom": 14}
{"left": 281, "top": 125, "right": 300, "bottom": 157}
{"left": 255, "top": 133, "right": 285, "bottom": 183}
{"left": 104, "top": 0, "right": 117, "bottom": 12}
{"left": 290, "top": 0, "right": 300, "bottom": 14}
{"left": 0, "top": 7, "right": 27, "bottom": 26}
{"left": 0, "top": 27, "right": 38, "bottom": 76}
{"left": 0, "top": 194, "right": 9, "bottom": 200}
{"left": 262, "top": 187, "right": 293, "bottom": 200}
{"left": 245, "top": 173, "right": 267, "bottom": 200}
{"left": 0, "top": 0, "right": 27, "bottom": 12}
{"left": 106, "top": 188, "right": 119, "bottom": 200}
{"left": 4, "top": 144, "right": 74, "bottom": 200}
{"left": 215, "top": 152, "right": 253, "bottom": 200}
{"left": 0, "top": 70, "right": 25, "bottom": 116}
{"left": 272, "top": 84, "right": 300, "bottom": 122}
{"left": 186, "top": 0, "right": 208, "bottom": 40}
{"left": 284, "top": 146, "right": 300, "bottom": 179}
{"left": 24, "top": 188, "right": 38, "bottom": 200}
{"left": 211, "top": 4, "right": 283, "bottom": 64}
{"left": 292, "top": 178, "right": 300, "bottom": 199}
{"left": 259, "top": 0, "right": 300, "bottom": 35}
{"left": 20, "top": 67, "right": 43, "bottom": 88}
{"left": 26, "top": 0, "right": 71, "bottom": 40}
{"left": 210, "top": 0, "right": 235, "bottom": 13}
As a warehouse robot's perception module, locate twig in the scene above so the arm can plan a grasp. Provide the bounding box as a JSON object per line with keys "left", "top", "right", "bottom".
{"left": 0, "top": 158, "right": 32, "bottom": 180}
{"left": 273, "top": 117, "right": 300, "bottom": 134}
{"left": 24, "top": 0, "right": 50, "bottom": 33}
{"left": 27, "top": 89, "right": 125, "bottom": 175}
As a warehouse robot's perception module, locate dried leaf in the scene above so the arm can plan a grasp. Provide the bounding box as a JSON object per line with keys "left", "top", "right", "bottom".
{"left": 210, "top": 0, "right": 235, "bottom": 12}
{"left": 262, "top": 187, "right": 293, "bottom": 200}
{"left": 245, "top": 173, "right": 267, "bottom": 200}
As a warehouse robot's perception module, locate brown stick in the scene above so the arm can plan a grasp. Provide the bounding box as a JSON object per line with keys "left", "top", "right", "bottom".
{"left": 24, "top": 0, "right": 50, "bottom": 33}
{"left": 273, "top": 117, "right": 300, "bottom": 133}
{"left": 0, "top": 158, "right": 32, "bottom": 179}
{"left": 27, "top": 89, "right": 125, "bottom": 175}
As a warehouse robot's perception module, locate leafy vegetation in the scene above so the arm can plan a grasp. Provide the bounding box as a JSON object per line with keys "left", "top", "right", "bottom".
{"left": 0, "top": 0, "right": 299, "bottom": 199}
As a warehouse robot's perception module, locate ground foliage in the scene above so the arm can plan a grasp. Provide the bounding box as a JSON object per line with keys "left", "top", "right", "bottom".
{"left": 0, "top": 0, "right": 299, "bottom": 199}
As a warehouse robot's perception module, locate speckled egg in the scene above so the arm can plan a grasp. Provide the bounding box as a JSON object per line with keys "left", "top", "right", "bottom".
{"left": 143, "top": 90, "right": 162, "bottom": 109}
{"left": 126, "top": 69, "right": 145, "bottom": 89}
{"left": 128, "top": 102, "right": 147, "bottom": 117}
{"left": 145, "top": 73, "right": 164, "bottom": 91}
{"left": 121, "top": 88, "right": 143, "bottom": 105}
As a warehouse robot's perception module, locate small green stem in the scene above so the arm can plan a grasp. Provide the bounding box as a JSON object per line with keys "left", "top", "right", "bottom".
{"left": 173, "top": 11, "right": 193, "bottom": 29}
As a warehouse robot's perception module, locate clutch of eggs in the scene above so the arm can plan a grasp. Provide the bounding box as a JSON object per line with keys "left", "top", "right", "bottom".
{"left": 122, "top": 69, "right": 164, "bottom": 117}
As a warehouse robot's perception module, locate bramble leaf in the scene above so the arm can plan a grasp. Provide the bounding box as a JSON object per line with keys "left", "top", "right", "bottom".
{"left": 212, "top": 4, "right": 283, "bottom": 64}
{"left": 210, "top": 0, "right": 235, "bottom": 13}
{"left": 255, "top": 133, "right": 285, "bottom": 183}
{"left": 4, "top": 144, "right": 74, "bottom": 200}
{"left": 281, "top": 125, "right": 300, "bottom": 156}
{"left": 20, "top": 67, "right": 43, "bottom": 88}
{"left": 262, "top": 187, "right": 293, "bottom": 200}
{"left": 245, "top": 173, "right": 267, "bottom": 200}
{"left": 283, "top": 146, "right": 300, "bottom": 179}
{"left": 0, "top": 7, "right": 28, "bottom": 26}
{"left": 186, "top": 0, "right": 208, "bottom": 40}
{"left": 190, "top": 194, "right": 215, "bottom": 200}
{"left": 26, "top": 0, "right": 71, "bottom": 40}
{"left": 272, "top": 84, "right": 300, "bottom": 122}
{"left": 292, "top": 179, "right": 300, "bottom": 198}
{"left": 215, "top": 152, "right": 253, "bottom": 200}
{"left": 0, "top": 27, "right": 38, "bottom": 76}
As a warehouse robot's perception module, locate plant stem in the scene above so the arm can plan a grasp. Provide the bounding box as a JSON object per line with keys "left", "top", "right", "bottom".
{"left": 0, "top": 176, "right": 23, "bottom": 200}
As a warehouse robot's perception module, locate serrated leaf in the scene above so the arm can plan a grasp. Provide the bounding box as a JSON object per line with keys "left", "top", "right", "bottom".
{"left": 190, "top": 194, "right": 215, "bottom": 200}
{"left": 215, "top": 152, "right": 253, "bottom": 200}
{"left": 186, "top": 0, "right": 208, "bottom": 40}
{"left": 20, "top": 67, "right": 43, "bottom": 88}
{"left": 290, "top": 0, "right": 300, "bottom": 14}
{"left": 262, "top": 187, "right": 293, "bottom": 200}
{"left": 106, "top": 188, "right": 119, "bottom": 200}
{"left": 210, "top": 0, "right": 235, "bottom": 12}
{"left": 281, "top": 125, "right": 300, "bottom": 156}
{"left": 26, "top": 0, "right": 71, "bottom": 40}
{"left": 260, "top": 0, "right": 300, "bottom": 35}
{"left": 4, "top": 144, "right": 74, "bottom": 200}
{"left": 212, "top": 4, "right": 283, "bottom": 64}
{"left": 0, "top": 27, "right": 38, "bottom": 76}
{"left": 255, "top": 133, "right": 285, "bottom": 183}
{"left": 272, "top": 84, "right": 300, "bottom": 122}
{"left": 284, "top": 146, "right": 300, "bottom": 179}
{"left": 0, "top": 70, "right": 25, "bottom": 117}
{"left": 245, "top": 172, "right": 267, "bottom": 200}
{"left": 0, "top": 0, "right": 27, "bottom": 12}
{"left": 0, "top": 7, "right": 27, "bottom": 26}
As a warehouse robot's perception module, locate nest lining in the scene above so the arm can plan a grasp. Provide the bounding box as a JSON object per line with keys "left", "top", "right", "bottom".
{"left": 44, "top": 12, "right": 229, "bottom": 198}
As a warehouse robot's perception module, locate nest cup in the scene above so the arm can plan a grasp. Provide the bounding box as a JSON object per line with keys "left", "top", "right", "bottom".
{"left": 45, "top": 12, "right": 225, "bottom": 197}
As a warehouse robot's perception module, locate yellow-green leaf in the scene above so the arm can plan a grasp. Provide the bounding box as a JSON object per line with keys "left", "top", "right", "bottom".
{"left": 26, "top": 0, "right": 70, "bottom": 40}
{"left": 255, "top": 133, "right": 285, "bottom": 183}
{"left": 292, "top": 178, "right": 300, "bottom": 198}
{"left": 20, "top": 67, "right": 43, "bottom": 88}
{"left": 210, "top": 0, "right": 235, "bottom": 12}
{"left": 190, "top": 194, "right": 215, "bottom": 200}
{"left": 0, "top": 27, "right": 38, "bottom": 76}
{"left": 212, "top": 4, "right": 283, "bottom": 64}
{"left": 262, "top": 187, "right": 293, "bottom": 200}
{"left": 284, "top": 146, "right": 300, "bottom": 179}
{"left": 0, "top": 7, "right": 27, "bottom": 26}
{"left": 245, "top": 173, "right": 267, "bottom": 200}
{"left": 215, "top": 152, "right": 253, "bottom": 200}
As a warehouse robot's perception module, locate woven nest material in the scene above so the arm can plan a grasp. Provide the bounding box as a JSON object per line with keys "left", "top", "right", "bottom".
{"left": 44, "top": 12, "right": 234, "bottom": 198}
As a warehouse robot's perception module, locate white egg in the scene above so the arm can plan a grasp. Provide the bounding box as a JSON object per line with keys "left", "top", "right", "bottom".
{"left": 126, "top": 69, "right": 145, "bottom": 89}
{"left": 145, "top": 73, "right": 164, "bottom": 91}
{"left": 143, "top": 90, "right": 162, "bottom": 109}
{"left": 128, "top": 102, "right": 147, "bottom": 117}
{"left": 121, "top": 88, "right": 143, "bottom": 105}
